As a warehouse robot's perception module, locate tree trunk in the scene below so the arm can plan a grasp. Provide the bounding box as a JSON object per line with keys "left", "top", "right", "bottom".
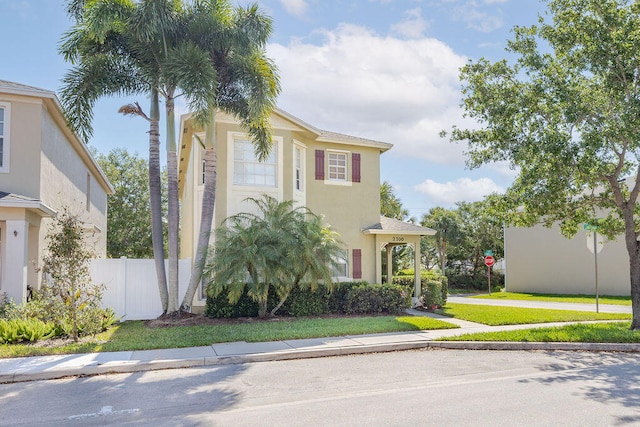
{"left": 166, "top": 96, "right": 179, "bottom": 314}
{"left": 149, "top": 88, "right": 168, "bottom": 313}
{"left": 181, "top": 111, "right": 217, "bottom": 312}
{"left": 623, "top": 219, "right": 640, "bottom": 330}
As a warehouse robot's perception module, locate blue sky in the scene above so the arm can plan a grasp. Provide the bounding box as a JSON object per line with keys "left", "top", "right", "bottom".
{"left": 1, "top": 0, "right": 548, "bottom": 219}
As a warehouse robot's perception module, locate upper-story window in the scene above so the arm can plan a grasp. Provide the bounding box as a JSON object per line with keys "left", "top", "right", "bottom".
{"left": 315, "top": 149, "right": 361, "bottom": 184}
{"left": 328, "top": 152, "right": 347, "bottom": 181}
{"left": 0, "top": 102, "right": 10, "bottom": 173}
{"left": 294, "top": 145, "right": 303, "bottom": 191}
{"left": 233, "top": 139, "right": 277, "bottom": 187}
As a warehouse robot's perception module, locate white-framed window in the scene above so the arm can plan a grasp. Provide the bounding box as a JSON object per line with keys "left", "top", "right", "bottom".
{"left": 294, "top": 145, "right": 303, "bottom": 191}
{"left": 332, "top": 253, "right": 348, "bottom": 278}
{"left": 233, "top": 139, "right": 277, "bottom": 187}
{"left": 0, "top": 102, "right": 10, "bottom": 173}
{"left": 328, "top": 151, "right": 347, "bottom": 181}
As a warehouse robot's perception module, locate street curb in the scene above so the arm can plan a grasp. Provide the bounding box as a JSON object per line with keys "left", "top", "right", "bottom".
{"left": 3, "top": 340, "right": 640, "bottom": 384}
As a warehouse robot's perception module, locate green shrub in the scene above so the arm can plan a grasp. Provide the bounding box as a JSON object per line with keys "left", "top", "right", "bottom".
{"left": 0, "top": 293, "right": 9, "bottom": 319}
{"left": 345, "top": 283, "right": 409, "bottom": 315}
{"left": 205, "top": 286, "right": 260, "bottom": 318}
{"left": 0, "top": 320, "right": 20, "bottom": 344}
{"left": 422, "top": 280, "right": 444, "bottom": 308}
{"left": 328, "top": 281, "right": 367, "bottom": 314}
{"left": 0, "top": 318, "right": 55, "bottom": 344}
{"left": 448, "top": 272, "right": 504, "bottom": 291}
{"left": 278, "top": 286, "right": 330, "bottom": 317}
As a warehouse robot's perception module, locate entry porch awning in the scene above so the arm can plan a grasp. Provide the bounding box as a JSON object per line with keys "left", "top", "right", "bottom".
{"left": 363, "top": 216, "right": 436, "bottom": 301}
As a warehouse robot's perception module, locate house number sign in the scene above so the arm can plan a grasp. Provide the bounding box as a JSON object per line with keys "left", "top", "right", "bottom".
{"left": 391, "top": 236, "right": 405, "bottom": 242}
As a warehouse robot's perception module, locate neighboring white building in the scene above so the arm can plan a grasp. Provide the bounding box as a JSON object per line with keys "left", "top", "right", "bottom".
{"left": 0, "top": 80, "right": 113, "bottom": 303}
{"left": 505, "top": 223, "right": 630, "bottom": 296}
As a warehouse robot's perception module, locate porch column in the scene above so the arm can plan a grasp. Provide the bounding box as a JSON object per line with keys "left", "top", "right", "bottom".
{"left": 386, "top": 244, "right": 393, "bottom": 284}
{"left": 375, "top": 236, "right": 383, "bottom": 284}
{"left": 5, "top": 220, "right": 29, "bottom": 302}
{"left": 414, "top": 239, "right": 421, "bottom": 299}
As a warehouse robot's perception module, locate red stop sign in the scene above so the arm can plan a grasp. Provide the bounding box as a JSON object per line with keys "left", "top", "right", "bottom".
{"left": 484, "top": 255, "right": 495, "bottom": 267}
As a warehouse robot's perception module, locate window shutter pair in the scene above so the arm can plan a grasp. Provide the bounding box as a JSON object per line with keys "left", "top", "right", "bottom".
{"left": 314, "top": 150, "right": 361, "bottom": 182}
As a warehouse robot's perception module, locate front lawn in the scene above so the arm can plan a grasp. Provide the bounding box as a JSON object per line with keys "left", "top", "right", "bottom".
{"left": 436, "top": 303, "right": 632, "bottom": 326}
{"left": 438, "top": 322, "right": 640, "bottom": 343}
{"left": 471, "top": 292, "right": 631, "bottom": 306}
{"left": 0, "top": 315, "right": 458, "bottom": 359}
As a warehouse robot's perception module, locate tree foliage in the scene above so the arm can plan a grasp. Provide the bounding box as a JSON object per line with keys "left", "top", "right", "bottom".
{"left": 96, "top": 148, "right": 168, "bottom": 258}
{"left": 206, "top": 195, "right": 344, "bottom": 317}
{"left": 446, "top": 0, "right": 640, "bottom": 326}
{"left": 39, "top": 209, "right": 106, "bottom": 341}
{"left": 421, "top": 199, "right": 503, "bottom": 280}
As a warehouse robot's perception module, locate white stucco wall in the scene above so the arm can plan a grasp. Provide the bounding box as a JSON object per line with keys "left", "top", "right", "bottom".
{"left": 505, "top": 223, "right": 630, "bottom": 296}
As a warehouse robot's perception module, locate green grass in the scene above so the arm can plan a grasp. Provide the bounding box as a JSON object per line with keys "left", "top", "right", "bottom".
{"left": 436, "top": 303, "right": 632, "bottom": 326}
{"left": 472, "top": 292, "right": 631, "bottom": 306}
{"left": 438, "top": 322, "right": 640, "bottom": 343}
{"left": 0, "top": 315, "right": 459, "bottom": 359}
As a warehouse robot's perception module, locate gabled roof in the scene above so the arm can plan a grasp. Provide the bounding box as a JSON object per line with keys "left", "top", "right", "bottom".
{"left": 363, "top": 216, "right": 436, "bottom": 236}
{"left": 0, "top": 192, "right": 56, "bottom": 217}
{"left": 274, "top": 108, "right": 393, "bottom": 152}
{"left": 0, "top": 80, "right": 113, "bottom": 194}
{"left": 0, "top": 80, "right": 53, "bottom": 97}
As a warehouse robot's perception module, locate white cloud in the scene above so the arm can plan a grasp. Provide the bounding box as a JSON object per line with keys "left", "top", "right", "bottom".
{"left": 414, "top": 177, "right": 504, "bottom": 206}
{"left": 278, "top": 0, "right": 308, "bottom": 17}
{"left": 267, "top": 24, "right": 471, "bottom": 164}
{"left": 391, "top": 8, "right": 429, "bottom": 39}
{"left": 437, "top": 0, "right": 505, "bottom": 33}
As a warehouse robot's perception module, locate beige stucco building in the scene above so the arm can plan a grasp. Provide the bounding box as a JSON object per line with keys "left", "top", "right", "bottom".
{"left": 0, "top": 80, "right": 112, "bottom": 303}
{"left": 178, "top": 109, "right": 434, "bottom": 307}
{"left": 505, "top": 223, "right": 630, "bottom": 296}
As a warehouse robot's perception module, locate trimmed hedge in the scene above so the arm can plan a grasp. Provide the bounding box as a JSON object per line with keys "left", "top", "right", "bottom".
{"left": 392, "top": 273, "right": 448, "bottom": 308}
{"left": 448, "top": 272, "right": 504, "bottom": 291}
{"left": 205, "top": 281, "right": 409, "bottom": 318}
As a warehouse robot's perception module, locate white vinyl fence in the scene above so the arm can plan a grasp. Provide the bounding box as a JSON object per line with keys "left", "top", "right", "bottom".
{"left": 90, "top": 258, "right": 193, "bottom": 320}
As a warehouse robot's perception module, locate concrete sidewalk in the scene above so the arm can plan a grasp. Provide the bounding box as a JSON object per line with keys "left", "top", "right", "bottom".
{"left": 0, "top": 299, "right": 638, "bottom": 384}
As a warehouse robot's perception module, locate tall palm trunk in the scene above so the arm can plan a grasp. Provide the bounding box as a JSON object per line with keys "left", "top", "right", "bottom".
{"left": 149, "top": 88, "right": 168, "bottom": 313}
{"left": 166, "top": 95, "right": 180, "bottom": 314}
{"left": 181, "top": 110, "right": 217, "bottom": 311}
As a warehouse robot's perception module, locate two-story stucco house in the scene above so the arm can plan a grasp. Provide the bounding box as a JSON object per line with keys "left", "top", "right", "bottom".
{"left": 0, "top": 80, "right": 112, "bottom": 303}
{"left": 178, "top": 108, "right": 434, "bottom": 309}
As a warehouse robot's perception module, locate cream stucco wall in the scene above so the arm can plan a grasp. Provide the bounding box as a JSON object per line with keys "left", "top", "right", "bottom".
{"left": 0, "top": 86, "right": 111, "bottom": 302}
{"left": 40, "top": 107, "right": 108, "bottom": 256}
{"left": 178, "top": 110, "right": 389, "bottom": 303}
{"left": 0, "top": 96, "right": 42, "bottom": 198}
{"left": 505, "top": 223, "right": 630, "bottom": 296}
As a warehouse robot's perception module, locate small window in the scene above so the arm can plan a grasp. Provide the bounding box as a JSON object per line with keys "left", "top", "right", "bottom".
{"left": 233, "top": 139, "right": 277, "bottom": 187}
{"left": 294, "top": 146, "right": 303, "bottom": 191}
{"left": 202, "top": 159, "right": 206, "bottom": 185}
{"left": 328, "top": 152, "right": 347, "bottom": 181}
{"left": 332, "top": 254, "right": 348, "bottom": 278}
{"left": 0, "top": 102, "right": 10, "bottom": 173}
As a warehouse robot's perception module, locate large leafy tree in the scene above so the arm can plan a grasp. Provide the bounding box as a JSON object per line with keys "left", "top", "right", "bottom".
{"left": 421, "top": 207, "right": 460, "bottom": 275}
{"left": 206, "top": 196, "right": 343, "bottom": 318}
{"left": 179, "top": 1, "right": 280, "bottom": 312}
{"left": 95, "top": 148, "right": 167, "bottom": 258}
{"left": 446, "top": 0, "right": 640, "bottom": 327}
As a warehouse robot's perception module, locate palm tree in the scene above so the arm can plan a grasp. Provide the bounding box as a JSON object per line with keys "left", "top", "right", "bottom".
{"left": 179, "top": 1, "right": 280, "bottom": 312}
{"left": 62, "top": 0, "right": 220, "bottom": 315}
{"left": 59, "top": 0, "right": 171, "bottom": 311}
{"left": 207, "top": 196, "right": 343, "bottom": 318}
